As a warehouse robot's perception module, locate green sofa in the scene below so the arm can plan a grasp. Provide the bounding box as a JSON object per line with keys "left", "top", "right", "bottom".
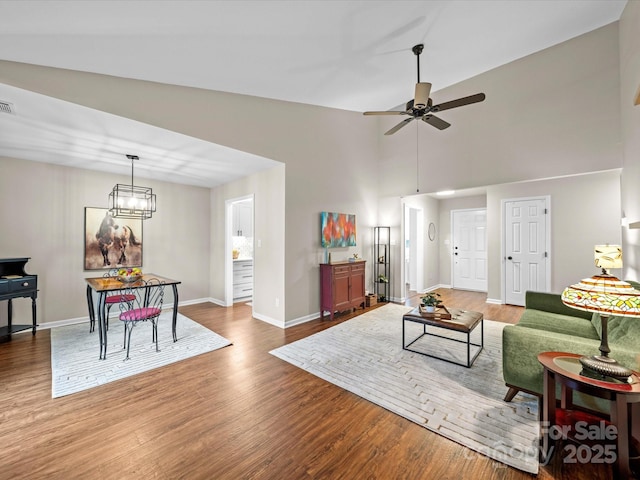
{"left": 502, "top": 289, "right": 640, "bottom": 412}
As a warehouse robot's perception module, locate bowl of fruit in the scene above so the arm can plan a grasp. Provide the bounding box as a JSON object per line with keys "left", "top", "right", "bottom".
{"left": 117, "top": 267, "right": 143, "bottom": 283}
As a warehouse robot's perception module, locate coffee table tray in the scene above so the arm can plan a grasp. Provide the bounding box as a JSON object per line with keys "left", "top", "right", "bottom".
{"left": 418, "top": 304, "right": 452, "bottom": 320}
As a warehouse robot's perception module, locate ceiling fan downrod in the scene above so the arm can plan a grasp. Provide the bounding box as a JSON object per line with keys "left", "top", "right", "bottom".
{"left": 412, "top": 44, "right": 430, "bottom": 110}
{"left": 413, "top": 44, "right": 424, "bottom": 83}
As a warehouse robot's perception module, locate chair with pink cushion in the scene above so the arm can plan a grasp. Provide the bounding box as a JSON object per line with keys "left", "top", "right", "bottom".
{"left": 90, "top": 269, "right": 136, "bottom": 333}
{"left": 118, "top": 278, "right": 165, "bottom": 360}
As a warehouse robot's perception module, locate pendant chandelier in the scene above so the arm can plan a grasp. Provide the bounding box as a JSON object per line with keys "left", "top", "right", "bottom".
{"left": 108, "top": 154, "right": 156, "bottom": 220}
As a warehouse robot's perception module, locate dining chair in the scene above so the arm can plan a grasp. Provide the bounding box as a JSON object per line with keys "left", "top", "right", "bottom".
{"left": 118, "top": 278, "right": 166, "bottom": 360}
{"left": 90, "top": 268, "right": 136, "bottom": 333}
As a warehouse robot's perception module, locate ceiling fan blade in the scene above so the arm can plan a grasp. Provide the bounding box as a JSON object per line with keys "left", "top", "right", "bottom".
{"left": 363, "top": 110, "right": 406, "bottom": 116}
{"left": 384, "top": 117, "right": 415, "bottom": 135}
{"left": 431, "top": 93, "right": 486, "bottom": 112}
{"left": 422, "top": 114, "right": 450, "bottom": 130}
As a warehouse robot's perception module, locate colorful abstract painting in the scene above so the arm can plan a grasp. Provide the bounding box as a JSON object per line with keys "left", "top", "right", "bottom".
{"left": 321, "top": 212, "right": 356, "bottom": 247}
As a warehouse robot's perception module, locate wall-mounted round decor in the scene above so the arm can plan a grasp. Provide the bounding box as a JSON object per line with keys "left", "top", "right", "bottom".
{"left": 428, "top": 222, "right": 436, "bottom": 241}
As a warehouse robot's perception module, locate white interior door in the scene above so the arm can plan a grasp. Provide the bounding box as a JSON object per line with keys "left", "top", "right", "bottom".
{"left": 504, "top": 197, "right": 549, "bottom": 306}
{"left": 452, "top": 209, "right": 487, "bottom": 291}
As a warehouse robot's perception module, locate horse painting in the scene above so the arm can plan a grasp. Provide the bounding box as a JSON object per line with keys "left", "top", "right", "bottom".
{"left": 95, "top": 211, "right": 141, "bottom": 267}
{"left": 113, "top": 225, "right": 141, "bottom": 264}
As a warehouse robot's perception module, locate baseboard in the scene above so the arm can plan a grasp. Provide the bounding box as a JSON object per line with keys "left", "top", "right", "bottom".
{"left": 283, "top": 312, "right": 318, "bottom": 329}
{"left": 486, "top": 298, "right": 503, "bottom": 305}
{"left": 417, "top": 284, "right": 447, "bottom": 294}
{"left": 36, "top": 298, "right": 214, "bottom": 330}
{"left": 180, "top": 297, "right": 213, "bottom": 307}
{"left": 253, "top": 311, "right": 285, "bottom": 329}
{"left": 207, "top": 296, "right": 227, "bottom": 307}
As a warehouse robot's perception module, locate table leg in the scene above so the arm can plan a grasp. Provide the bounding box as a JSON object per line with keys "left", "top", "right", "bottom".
{"left": 402, "top": 318, "right": 405, "bottom": 349}
{"left": 97, "top": 291, "right": 108, "bottom": 360}
{"left": 540, "top": 367, "right": 556, "bottom": 465}
{"left": 30, "top": 293, "right": 37, "bottom": 335}
{"left": 7, "top": 298, "right": 12, "bottom": 333}
{"left": 86, "top": 285, "right": 96, "bottom": 333}
{"left": 172, "top": 284, "right": 179, "bottom": 342}
{"left": 560, "top": 383, "right": 573, "bottom": 410}
{"left": 612, "top": 394, "right": 632, "bottom": 479}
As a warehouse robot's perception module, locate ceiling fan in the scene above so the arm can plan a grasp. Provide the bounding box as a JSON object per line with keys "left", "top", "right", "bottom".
{"left": 363, "top": 44, "right": 486, "bottom": 135}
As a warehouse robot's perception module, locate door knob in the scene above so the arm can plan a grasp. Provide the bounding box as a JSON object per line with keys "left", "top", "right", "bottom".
{"left": 507, "top": 256, "right": 513, "bottom": 260}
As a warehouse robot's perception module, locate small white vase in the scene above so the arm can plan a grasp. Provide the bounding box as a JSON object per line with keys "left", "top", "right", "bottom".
{"left": 425, "top": 305, "right": 435, "bottom": 313}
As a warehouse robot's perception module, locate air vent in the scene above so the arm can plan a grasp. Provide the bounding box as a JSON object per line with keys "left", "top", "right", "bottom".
{"left": 0, "top": 101, "right": 15, "bottom": 115}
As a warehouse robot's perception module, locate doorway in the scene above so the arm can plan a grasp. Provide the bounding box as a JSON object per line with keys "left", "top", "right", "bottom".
{"left": 451, "top": 209, "right": 487, "bottom": 292}
{"left": 403, "top": 204, "right": 424, "bottom": 299}
{"left": 225, "top": 195, "right": 254, "bottom": 307}
{"left": 502, "top": 196, "right": 550, "bottom": 306}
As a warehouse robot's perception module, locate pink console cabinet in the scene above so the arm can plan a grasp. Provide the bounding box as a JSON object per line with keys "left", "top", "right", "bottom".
{"left": 320, "top": 261, "right": 366, "bottom": 320}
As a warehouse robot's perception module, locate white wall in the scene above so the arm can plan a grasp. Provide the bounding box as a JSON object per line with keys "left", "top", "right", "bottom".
{"left": 620, "top": 1, "right": 640, "bottom": 281}
{"left": 486, "top": 170, "right": 622, "bottom": 301}
{"left": 0, "top": 156, "right": 211, "bottom": 326}
{"left": 377, "top": 23, "right": 621, "bottom": 197}
{"left": 210, "top": 164, "right": 286, "bottom": 326}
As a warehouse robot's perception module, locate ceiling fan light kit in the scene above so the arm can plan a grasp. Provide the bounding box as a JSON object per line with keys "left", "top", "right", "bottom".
{"left": 414, "top": 82, "right": 432, "bottom": 110}
{"left": 363, "top": 44, "right": 486, "bottom": 135}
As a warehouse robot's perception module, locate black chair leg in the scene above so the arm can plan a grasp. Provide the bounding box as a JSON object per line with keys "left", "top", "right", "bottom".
{"left": 152, "top": 319, "right": 159, "bottom": 352}
{"left": 123, "top": 322, "right": 136, "bottom": 361}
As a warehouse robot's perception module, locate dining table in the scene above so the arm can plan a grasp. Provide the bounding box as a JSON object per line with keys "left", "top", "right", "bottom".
{"left": 85, "top": 273, "right": 182, "bottom": 360}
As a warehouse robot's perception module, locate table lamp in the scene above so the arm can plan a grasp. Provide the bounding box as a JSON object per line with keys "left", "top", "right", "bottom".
{"left": 561, "top": 245, "right": 640, "bottom": 380}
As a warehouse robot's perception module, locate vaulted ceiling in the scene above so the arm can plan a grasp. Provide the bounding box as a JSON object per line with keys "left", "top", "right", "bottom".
{"left": 0, "top": 0, "right": 627, "bottom": 187}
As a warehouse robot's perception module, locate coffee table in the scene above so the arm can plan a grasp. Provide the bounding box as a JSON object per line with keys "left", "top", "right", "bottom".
{"left": 402, "top": 306, "right": 483, "bottom": 367}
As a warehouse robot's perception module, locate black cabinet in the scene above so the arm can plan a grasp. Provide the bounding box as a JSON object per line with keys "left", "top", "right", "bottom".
{"left": 0, "top": 258, "right": 37, "bottom": 342}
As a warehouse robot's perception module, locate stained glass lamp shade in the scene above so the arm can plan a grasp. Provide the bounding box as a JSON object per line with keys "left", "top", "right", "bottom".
{"left": 562, "top": 274, "right": 640, "bottom": 380}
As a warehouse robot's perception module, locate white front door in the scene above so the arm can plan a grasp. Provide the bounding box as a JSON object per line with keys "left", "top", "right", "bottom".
{"left": 504, "top": 197, "right": 549, "bottom": 306}
{"left": 452, "top": 209, "right": 487, "bottom": 291}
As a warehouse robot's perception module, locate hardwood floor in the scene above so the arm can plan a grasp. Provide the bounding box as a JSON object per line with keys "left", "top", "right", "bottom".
{"left": 0, "top": 288, "right": 615, "bottom": 479}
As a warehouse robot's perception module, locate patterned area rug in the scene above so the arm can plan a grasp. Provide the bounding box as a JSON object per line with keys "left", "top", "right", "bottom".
{"left": 51, "top": 312, "right": 232, "bottom": 398}
{"left": 270, "top": 303, "right": 539, "bottom": 474}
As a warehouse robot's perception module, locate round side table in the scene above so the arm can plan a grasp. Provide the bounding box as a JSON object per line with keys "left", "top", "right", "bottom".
{"left": 538, "top": 351, "right": 640, "bottom": 479}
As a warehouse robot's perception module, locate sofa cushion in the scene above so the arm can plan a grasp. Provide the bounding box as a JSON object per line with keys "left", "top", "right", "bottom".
{"left": 502, "top": 325, "right": 612, "bottom": 413}
{"left": 525, "top": 291, "right": 591, "bottom": 320}
{"left": 517, "top": 309, "right": 599, "bottom": 340}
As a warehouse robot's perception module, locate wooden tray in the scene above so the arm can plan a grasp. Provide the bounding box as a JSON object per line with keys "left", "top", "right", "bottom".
{"left": 418, "top": 304, "right": 452, "bottom": 320}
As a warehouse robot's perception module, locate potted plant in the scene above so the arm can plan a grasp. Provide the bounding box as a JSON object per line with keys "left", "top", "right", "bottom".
{"left": 420, "top": 292, "right": 441, "bottom": 313}
{"left": 377, "top": 274, "right": 389, "bottom": 283}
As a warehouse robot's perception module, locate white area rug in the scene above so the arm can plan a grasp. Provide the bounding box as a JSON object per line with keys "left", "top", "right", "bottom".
{"left": 51, "top": 312, "right": 232, "bottom": 398}
{"left": 270, "top": 303, "right": 539, "bottom": 474}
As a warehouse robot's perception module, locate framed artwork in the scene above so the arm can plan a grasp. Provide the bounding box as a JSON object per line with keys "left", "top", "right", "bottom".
{"left": 321, "top": 211, "right": 356, "bottom": 248}
{"left": 84, "top": 207, "right": 143, "bottom": 270}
